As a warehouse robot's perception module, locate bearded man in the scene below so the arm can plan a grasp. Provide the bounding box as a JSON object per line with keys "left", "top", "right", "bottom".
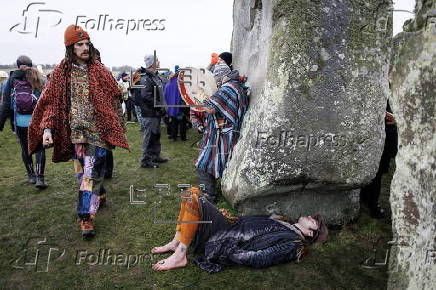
{"left": 28, "top": 25, "right": 128, "bottom": 239}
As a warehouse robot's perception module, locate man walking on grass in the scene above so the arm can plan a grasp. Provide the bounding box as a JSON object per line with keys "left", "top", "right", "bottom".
{"left": 28, "top": 25, "right": 128, "bottom": 239}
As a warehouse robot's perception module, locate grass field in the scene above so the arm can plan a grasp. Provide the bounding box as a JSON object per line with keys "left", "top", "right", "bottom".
{"left": 0, "top": 123, "right": 393, "bottom": 289}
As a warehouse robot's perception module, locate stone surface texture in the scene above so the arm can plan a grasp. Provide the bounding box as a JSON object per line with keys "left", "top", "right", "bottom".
{"left": 223, "top": 0, "right": 393, "bottom": 224}
{"left": 388, "top": 1, "right": 436, "bottom": 289}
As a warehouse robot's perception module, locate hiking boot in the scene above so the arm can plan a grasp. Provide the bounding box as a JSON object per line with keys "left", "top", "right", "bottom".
{"left": 140, "top": 161, "right": 159, "bottom": 168}
{"left": 35, "top": 177, "right": 48, "bottom": 189}
{"left": 28, "top": 174, "right": 36, "bottom": 184}
{"left": 153, "top": 157, "right": 168, "bottom": 163}
{"left": 80, "top": 219, "right": 96, "bottom": 240}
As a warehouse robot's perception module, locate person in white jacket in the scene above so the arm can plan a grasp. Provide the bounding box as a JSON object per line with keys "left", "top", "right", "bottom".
{"left": 118, "top": 72, "right": 136, "bottom": 122}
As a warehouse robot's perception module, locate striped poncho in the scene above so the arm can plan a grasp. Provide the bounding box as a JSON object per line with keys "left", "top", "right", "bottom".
{"left": 196, "top": 70, "right": 249, "bottom": 178}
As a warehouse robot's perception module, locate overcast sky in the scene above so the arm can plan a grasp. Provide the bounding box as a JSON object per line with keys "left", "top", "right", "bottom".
{"left": 0, "top": 0, "right": 416, "bottom": 70}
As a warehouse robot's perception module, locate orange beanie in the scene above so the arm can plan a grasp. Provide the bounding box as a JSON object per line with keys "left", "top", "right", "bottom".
{"left": 64, "top": 25, "right": 90, "bottom": 47}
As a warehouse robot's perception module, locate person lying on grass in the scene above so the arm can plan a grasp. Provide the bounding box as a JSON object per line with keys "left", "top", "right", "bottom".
{"left": 151, "top": 187, "right": 328, "bottom": 273}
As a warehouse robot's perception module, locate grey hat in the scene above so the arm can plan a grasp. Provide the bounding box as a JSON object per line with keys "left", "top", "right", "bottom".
{"left": 144, "top": 54, "right": 157, "bottom": 68}
{"left": 212, "top": 63, "right": 231, "bottom": 84}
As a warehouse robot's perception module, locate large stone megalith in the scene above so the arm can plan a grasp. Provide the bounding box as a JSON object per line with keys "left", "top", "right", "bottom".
{"left": 388, "top": 1, "right": 436, "bottom": 289}
{"left": 222, "top": 0, "right": 393, "bottom": 224}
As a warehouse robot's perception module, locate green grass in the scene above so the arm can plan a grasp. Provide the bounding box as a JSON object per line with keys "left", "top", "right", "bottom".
{"left": 0, "top": 123, "right": 393, "bottom": 289}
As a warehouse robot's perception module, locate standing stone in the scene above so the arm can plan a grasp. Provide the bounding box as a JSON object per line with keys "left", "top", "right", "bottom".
{"left": 222, "top": 0, "right": 393, "bottom": 224}
{"left": 388, "top": 1, "right": 436, "bottom": 289}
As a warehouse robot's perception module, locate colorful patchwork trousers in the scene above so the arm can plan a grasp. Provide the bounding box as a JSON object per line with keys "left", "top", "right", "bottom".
{"left": 73, "top": 144, "right": 108, "bottom": 221}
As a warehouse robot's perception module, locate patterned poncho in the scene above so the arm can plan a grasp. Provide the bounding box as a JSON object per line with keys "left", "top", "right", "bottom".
{"left": 195, "top": 70, "right": 249, "bottom": 178}
{"left": 28, "top": 58, "right": 128, "bottom": 162}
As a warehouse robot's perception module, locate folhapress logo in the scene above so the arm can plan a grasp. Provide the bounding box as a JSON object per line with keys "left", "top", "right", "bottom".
{"left": 12, "top": 237, "right": 66, "bottom": 272}
{"left": 9, "top": 2, "right": 63, "bottom": 38}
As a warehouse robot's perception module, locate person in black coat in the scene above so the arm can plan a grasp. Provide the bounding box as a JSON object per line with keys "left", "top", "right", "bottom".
{"left": 361, "top": 100, "right": 398, "bottom": 218}
{"left": 132, "top": 54, "right": 168, "bottom": 168}
{"left": 150, "top": 188, "right": 328, "bottom": 272}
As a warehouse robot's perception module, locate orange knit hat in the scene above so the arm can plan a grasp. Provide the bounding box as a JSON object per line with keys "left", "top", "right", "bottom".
{"left": 64, "top": 25, "right": 90, "bottom": 47}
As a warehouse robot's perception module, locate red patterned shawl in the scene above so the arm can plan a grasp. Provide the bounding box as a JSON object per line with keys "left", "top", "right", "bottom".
{"left": 28, "top": 58, "right": 129, "bottom": 162}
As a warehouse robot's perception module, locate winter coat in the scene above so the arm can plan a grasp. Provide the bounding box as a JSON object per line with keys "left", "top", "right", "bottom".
{"left": 28, "top": 59, "right": 128, "bottom": 162}
{"left": 132, "top": 68, "right": 166, "bottom": 118}
{"left": 193, "top": 199, "right": 305, "bottom": 274}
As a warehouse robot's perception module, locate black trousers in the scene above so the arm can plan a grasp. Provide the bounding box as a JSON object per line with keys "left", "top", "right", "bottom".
{"left": 16, "top": 126, "right": 46, "bottom": 178}
{"left": 170, "top": 116, "right": 187, "bottom": 140}
{"left": 126, "top": 98, "right": 137, "bottom": 121}
{"left": 104, "top": 150, "right": 113, "bottom": 179}
{"left": 196, "top": 168, "right": 217, "bottom": 201}
{"left": 361, "top": 167, "right": 384, "bottom": 208}
{"left": 141, "top": 117, "right": 162, "bottom": 164}
{"left": 361, "top": 131, "right": 396, "bottom": 208}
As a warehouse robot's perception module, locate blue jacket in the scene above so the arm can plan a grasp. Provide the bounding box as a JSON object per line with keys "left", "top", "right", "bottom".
{"left": 163, "top": 75, "right": 183, "bottom": 117}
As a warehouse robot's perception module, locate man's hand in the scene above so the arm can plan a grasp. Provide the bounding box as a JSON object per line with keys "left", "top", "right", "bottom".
{"left": 385, "top": 112, "right": 396, "bottom": 125}
{"left": 42, "top": 129, "right": 53, "bottom": 148}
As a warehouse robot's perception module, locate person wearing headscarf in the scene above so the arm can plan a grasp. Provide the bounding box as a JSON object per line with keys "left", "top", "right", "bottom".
{"left": 195, "top": 54, "right": 249, "bottom": 202}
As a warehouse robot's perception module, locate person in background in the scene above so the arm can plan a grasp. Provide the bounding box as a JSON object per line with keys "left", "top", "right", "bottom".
{"left": 0, "top": 71, "right": 9, "bottom": 103}
{"left": 195, "top": 53, "right": 249, "bottom": 202}
{"left": 133, "top": 54, "right": 168, "bottom": 168}
{"left": 0, "top": 55, "right": 47, "bottom": 188}
{"left": 164, "top": 66, "right": 188, "bottom": 141}
{"left": 360, "top": 99, "right": 398, "bottom": 218}
{"left": 119, "top": 72, "right": 137, "bottom": 123}
{"left": 132, "top": 70, "right": 146, "bottom": 132}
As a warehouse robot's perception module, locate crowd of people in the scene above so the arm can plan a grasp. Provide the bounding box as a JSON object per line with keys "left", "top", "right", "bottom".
{"left": 0, "top": 24, "right": 397, "bottom": 273}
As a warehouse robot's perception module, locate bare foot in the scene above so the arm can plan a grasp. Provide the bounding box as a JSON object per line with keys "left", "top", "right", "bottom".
{"left": 152, "top": 252, "right": 187, "bottom": 271}
{"left": 151, "top": 240, "right": 179, "bottom": 254}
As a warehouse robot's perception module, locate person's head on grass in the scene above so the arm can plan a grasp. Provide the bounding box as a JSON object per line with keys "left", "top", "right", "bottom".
{"left": 295, "top": 214, "right": 328, "bottom": 244}
{"left": 276, "top": 213, "right": 328, "bottom": 245}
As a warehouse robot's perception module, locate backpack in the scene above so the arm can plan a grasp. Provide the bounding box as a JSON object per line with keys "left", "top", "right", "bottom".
{"left": 13, "top": 80, "right": 37, "bottom": 115}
